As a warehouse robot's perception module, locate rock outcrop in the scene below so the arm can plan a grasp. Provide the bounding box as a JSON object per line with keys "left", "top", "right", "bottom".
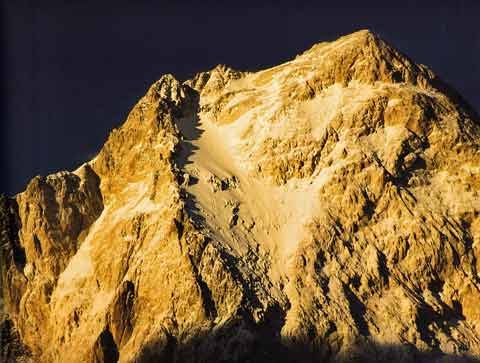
{"left": 1, "top": 30, "right": 480, "bottom": 362}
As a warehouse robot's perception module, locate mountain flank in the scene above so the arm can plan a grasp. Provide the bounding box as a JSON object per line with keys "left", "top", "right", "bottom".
{"left": 1, "top": 30, "right": 480, "bottom": 363}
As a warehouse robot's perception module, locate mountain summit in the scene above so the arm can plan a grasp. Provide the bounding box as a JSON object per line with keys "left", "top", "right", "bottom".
{"left": 2, "top": 30, "right": 480, "bottom": 363}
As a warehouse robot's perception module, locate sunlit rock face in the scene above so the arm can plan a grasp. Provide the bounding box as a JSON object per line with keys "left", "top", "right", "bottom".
{"left": 2, "top": 30, "right": 480, "bottom": 363}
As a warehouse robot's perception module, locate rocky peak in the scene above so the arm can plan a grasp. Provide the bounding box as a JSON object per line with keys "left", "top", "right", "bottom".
{"left": 2, "top": 31, "right": 480, "bottom": 363}
{"left": 185, "top": 64, "right": 245, "bottom": 95}
{"left": 298, "top": 29, "right": 434, "bottom": 88}
{"left": 145, "top": 74, "right": 190, "bottom": 109}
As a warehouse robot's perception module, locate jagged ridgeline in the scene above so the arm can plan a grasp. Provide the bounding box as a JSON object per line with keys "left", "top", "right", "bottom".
{"left": 1, "top": 30, "right": 480, "bottom": 363}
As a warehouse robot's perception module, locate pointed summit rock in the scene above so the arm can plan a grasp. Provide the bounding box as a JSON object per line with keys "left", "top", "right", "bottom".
{"left": 2, "top": 31, "right": 480, "bottom": 363}
{"left": 297, "top": 29, "right": 433, "bottom": 86}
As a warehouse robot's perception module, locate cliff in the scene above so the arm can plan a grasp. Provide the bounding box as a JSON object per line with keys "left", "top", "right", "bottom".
{"left": 2, "top": 30, "right": 480, "bottom": 363}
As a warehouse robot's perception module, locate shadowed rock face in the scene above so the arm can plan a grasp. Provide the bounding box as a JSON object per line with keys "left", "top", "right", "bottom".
{"left": 1, "top": 30, "right": 480, "bottom": 363}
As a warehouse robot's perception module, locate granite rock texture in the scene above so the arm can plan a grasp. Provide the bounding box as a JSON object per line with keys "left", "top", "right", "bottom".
{"left": 2, "top": 30, "right": 480, "bottom": 363}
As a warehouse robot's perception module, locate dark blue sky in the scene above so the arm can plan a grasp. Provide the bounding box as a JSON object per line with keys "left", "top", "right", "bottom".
{"left": 2, "top": 0, "right": 480, "bottom": 195}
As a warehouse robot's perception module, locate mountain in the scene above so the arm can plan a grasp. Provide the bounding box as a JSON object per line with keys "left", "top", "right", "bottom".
{"left": 1, "top": 29, "right": 480, "bottom": 363}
